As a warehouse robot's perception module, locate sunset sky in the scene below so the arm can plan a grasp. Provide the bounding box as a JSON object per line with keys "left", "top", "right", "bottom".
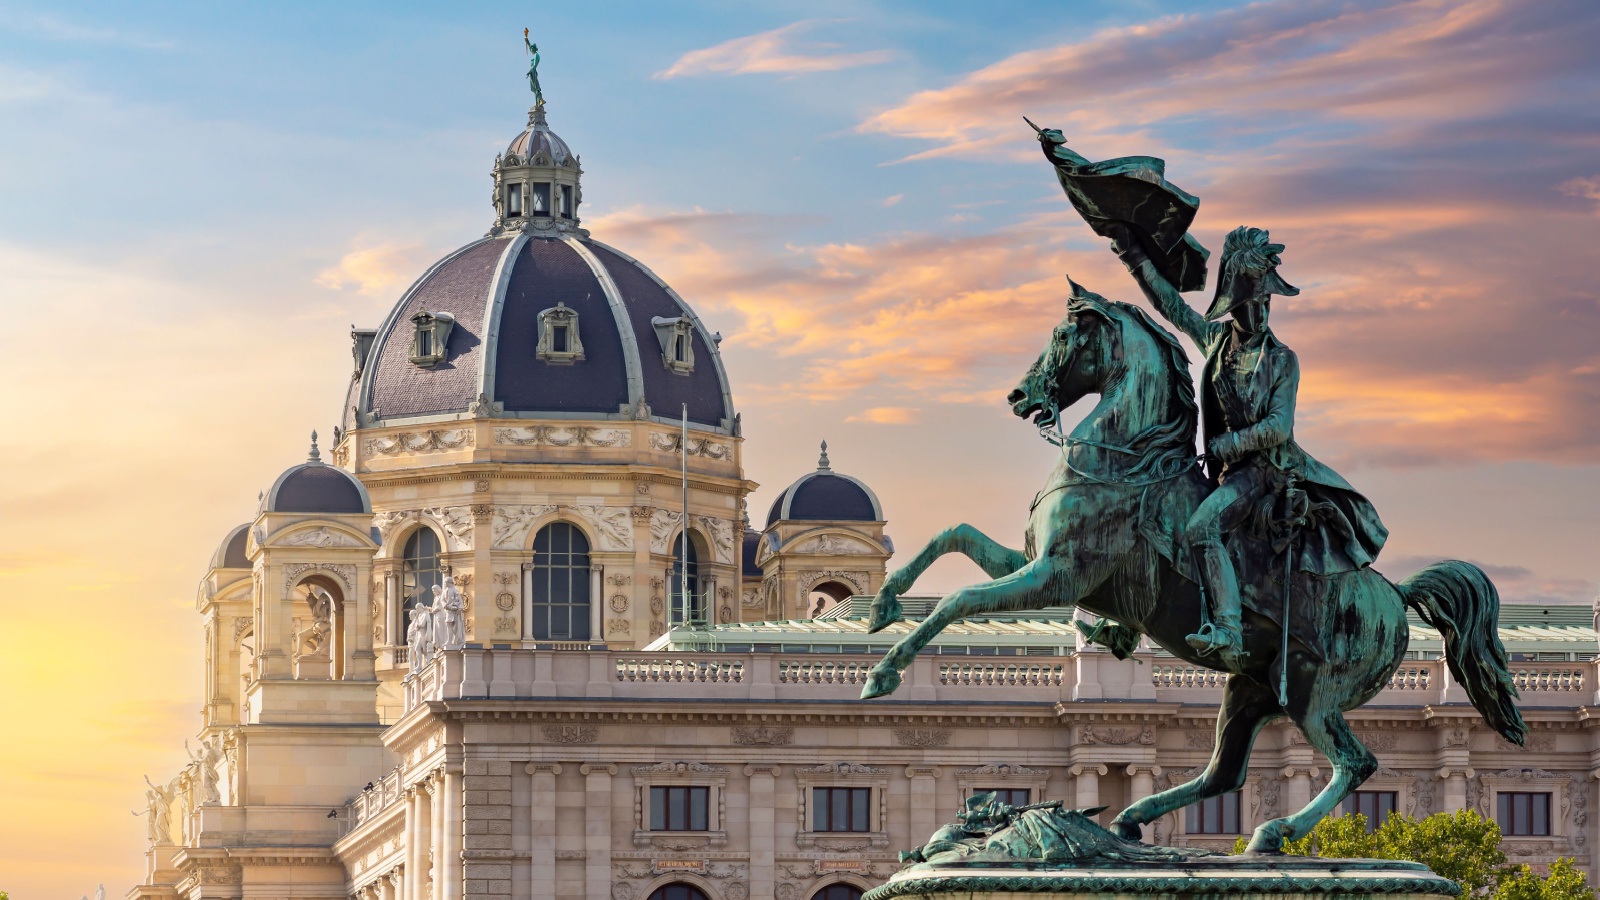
{"left": 2, "top": 0, "right": 1598, "bottom": 893}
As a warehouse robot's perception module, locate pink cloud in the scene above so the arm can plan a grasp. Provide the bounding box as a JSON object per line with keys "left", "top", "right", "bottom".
{"left": 656, "top": 20, "right": 894, "bottom": 80}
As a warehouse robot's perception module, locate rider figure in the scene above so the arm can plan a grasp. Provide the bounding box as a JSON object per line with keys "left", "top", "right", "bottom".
{"left": 1109, "top": 224, "right": 1388, "bottom": 669}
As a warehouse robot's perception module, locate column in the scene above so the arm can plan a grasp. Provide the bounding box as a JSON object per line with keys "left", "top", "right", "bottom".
{"left": 260, "top": 566, "right": 291, "bottom": 678}
{"left": 528, "top": 765, "right": 561, "bottom": 894}
{"left": 431, "top": 775, "right": 445, "bottom": 900}
{"left": 580, "top": 764, "right": 615, "bottom": 900}
{"left": 385, "top": 870, "right": 401, "bottom": 900}
{"left": 906, "top": 766, "right": 940, "bottom": 848}
{"left": 589, "top": 563, "right": 604, "bottom": 644}
{"left": 442, "top": 768, "right": 463, "bottom": 899}
{"left": 1438, "top": 767, "right": 1473, "bottom": 812}
{"left": 1126, "top": 765, "right": 1162, "bottom": 805}
{"left": 350, "top": 567, "right": 377, "bottom": 680}
{"left": 1072, "top": 764, "right": 1107, "bottom": 809}
{"left": 386, "top": 569, "right": 400, "bottom": 644}
{"left": 746, "top": 765, "right": 779, "bottom": 900}
{"left": 405, "top": 787, "right": 425, "bottom": 900}
{"left": 522, "top": 564, "right": 534, "bottom": 641}
{"left": 1282, "top": 767, "right": 1315, "bottom": 816}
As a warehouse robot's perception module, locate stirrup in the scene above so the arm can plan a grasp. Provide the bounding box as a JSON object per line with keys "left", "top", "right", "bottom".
{"left": 1186, "top": 623, "right": 1239, "bottom": 656}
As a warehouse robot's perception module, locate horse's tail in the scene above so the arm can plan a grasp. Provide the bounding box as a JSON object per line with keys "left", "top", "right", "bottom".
{"left": 1397, "top": 560, "right": 1527, "bottom": 745}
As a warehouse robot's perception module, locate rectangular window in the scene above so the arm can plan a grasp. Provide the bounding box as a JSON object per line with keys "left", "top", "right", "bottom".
{"left": 560, "top": 184, "right": 573, "bottom": 218}
{"left": 649, "top": 786, "right": 710, "bottom": 831}
{"left": 532, "top": 183, "right": 551, "bottom": 216}
{"left": 416, "top": 329, "right": 432, "bottom": 357}
{"left": 507, "top": 183, "right": 523, "bottom": 217}
{"left": 1498, "top": 792, "right": 1551, "bottom": 836}
{"left": 1185, "top": 791, "right": 1241, "bottom": 834}
{"left": 675, "top": 333, "right": 687, "bottom": 361}
{"left": 976, "top": 788, "right": 1031, "bottom": 808}
{"left": 552, "top": 324, "right": 568, "bottom": 353}
{"left": 1342, "top": 791, "right": 1397, "bottom": 831}
{"left": 813, "top": 787, "right": 872, "bottom": 833}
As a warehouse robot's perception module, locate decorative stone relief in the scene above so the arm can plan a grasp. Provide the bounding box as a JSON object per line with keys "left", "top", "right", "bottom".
{"left": 573, "top": 504, "right": 634, "bottom": 551}
{"left": 421, "top": 506, "right": 474, "bottom": 550}
{"left": 281, "top": 526, "right": 363, "bottom": 548}
{"left": 801, "top": 762, "right": 885, "bottom": 775}
{"left": 606, "top": 618, "right": 631, "bottom": 637}
{"left": 694, "top": 515, "right": 735, "bottom": 563}
{"left": 284, "top": 563, "right": 355, "bottom": 590}
{"left": 494, "top": 425, "right": 631, "bottom": 448}
{"left": 372, "top": 510, "right": 411, "bottom": 544}
{"left": 741, "top": 588, "right": 762, "bottom": 608}
{"left": 607, "top": 572, "right": 631, "bottom": 587}
{"left": 958, "top": 764, "right": 1046, "bottom": 777}
{"left": 1080, "top": 725, "right": 1156, "bottom": 746}
{"left": 608, "top": 594, "right": 629, "bottom": 613}
{"left": 363, "top": 428, "right": 474, "bottom": 456}
{"left": 488, "top": 504, "right": 556, "bottom": 550}
{"left": 493, "top": 616, "right": 516, "bottom": 635}
{"left": 894, "top": 729, "right": 951, "bottom": 748}
{"left": 731, "top": 726, "right": 794, "bottom": 746}
{"left": 792, "top": 533, "right": 877, "bottom": 555}
{"left": 495, "top": 592, "right": 516, "bottom": 611}
{"left": 647, "top": 431, "right": 732, "bottom": 460}
{"left": 648, "top": 508, "right": 682, "bottom": 554}
{"left": 232, "top": 617, "right": 254, "bottom": 642}
{"left": 540, "top": 724, "right": 598, "bottom": 744}
{"left": 803, "top": 570, "right": 868, "bottom": 594}
{"left": 632, "top": 761, "right": 727, "bottom": 774}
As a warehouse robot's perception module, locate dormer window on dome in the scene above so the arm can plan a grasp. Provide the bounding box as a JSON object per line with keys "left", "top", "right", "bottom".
{"left": 652, "top": 316, "right": 695, "bottom": 374}
{"left": 536, "top": 301, "right": 585, "bottom": 364}
{"left": 409, "top": 310, "right": 455, "bottom": 368}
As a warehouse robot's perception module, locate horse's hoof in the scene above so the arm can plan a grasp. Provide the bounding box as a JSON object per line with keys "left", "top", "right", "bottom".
{"left": 866, "top": 593, "right": 904, "bottom": 634}
{"left": 1244, "top": 823, "right": 1286, "bottom": 855}
{"left": 861, "top": 667, "right": 903, "bottom": 700}
{"left": 1108, "top": 818, "right": 1142, "bottom": 841}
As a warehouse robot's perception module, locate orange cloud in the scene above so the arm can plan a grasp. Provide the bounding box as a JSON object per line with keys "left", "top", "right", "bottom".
{"left": 656, "top": 20, "right": 894, "bottom": 80}
{"left": 315, "top": 242, "right": 428, "bottom": 296}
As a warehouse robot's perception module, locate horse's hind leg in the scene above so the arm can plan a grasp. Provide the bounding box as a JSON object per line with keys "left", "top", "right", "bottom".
{"left": 862, "top": 558, "right": 1053, "bottom": 699}
{"left": 1110, "top": 675, "right": 1279, "bottom": 840}
{"left": 1246, "top": 709, "right": 1377, "bottom": 853}
{"left": 868, "top": 524, "right": 1028, "bottom": 633}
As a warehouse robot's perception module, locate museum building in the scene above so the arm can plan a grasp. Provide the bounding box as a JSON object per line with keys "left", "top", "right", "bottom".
{"left": 131, "top": 94, "right": 1600, "bottom": 900}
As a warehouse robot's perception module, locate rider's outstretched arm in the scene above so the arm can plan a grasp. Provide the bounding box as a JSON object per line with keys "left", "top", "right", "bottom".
{"left": 1104, "top": 223, "right": 1220, "bottom": 350}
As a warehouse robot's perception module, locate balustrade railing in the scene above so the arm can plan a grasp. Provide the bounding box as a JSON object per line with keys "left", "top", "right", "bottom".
{"left": 396, "top": 647, "right": 1597, "bottom": 714}
{"left": 342, "top": 765, "right": 403, "bottom": 836}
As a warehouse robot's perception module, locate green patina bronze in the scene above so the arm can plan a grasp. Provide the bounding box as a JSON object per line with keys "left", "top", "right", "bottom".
{"left": 524, "top": 28, "right": 543, "bottom": 106}
{"left": 861, "top": 125, "right": 1528, "bottom": 857}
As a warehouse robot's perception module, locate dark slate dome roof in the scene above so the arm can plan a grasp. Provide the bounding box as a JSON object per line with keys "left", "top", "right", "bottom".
{"left": 742, "top": 529, "right": 763, "bottom": 578}
{"left": 766, "top": 442, "right": 883, "bottom": 528}
{"left": 507, "top": 118, "right": 572, "bottom": 165}
{"left": 346, "top": 234, "right": 734, "bottom": 432}
{"left": 211, "top": 523, "right": 251, "bottom": 570}
{"left": 263, "top": 437, "right": 372, "bottom": 514}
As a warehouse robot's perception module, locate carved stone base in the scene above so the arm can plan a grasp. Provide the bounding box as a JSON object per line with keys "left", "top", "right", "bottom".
{"left": 863, "top": 858, "right": 1461, "bottom": 900}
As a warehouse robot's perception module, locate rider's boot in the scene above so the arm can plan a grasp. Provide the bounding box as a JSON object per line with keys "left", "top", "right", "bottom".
{"left": 1187, "top": 540, "right": 1246, "bottom": 669}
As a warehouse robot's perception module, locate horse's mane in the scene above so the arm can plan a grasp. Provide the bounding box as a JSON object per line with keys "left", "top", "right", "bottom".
{"left": 1067, "top": 292, "right": 1197, "bottom": 428}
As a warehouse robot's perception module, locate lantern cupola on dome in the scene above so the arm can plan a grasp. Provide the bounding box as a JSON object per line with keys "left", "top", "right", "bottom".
{"left": 489, "top": 58, "right": 582, "bottom": 236}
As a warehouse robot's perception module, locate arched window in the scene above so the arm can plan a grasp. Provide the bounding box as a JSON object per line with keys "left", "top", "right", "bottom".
{"left": 812, "top": 886, "right": 864, "bottom": 900}
{"left": 670, "top": 534, "right": 702, "bottom": 626}
{"left": 806, "top": 580, "right": 855, "bottom": 619}
{"left": 401, "top": 528, "right": 443, "bottom": 645}
{"left": 647, "top": 885, "right": 709, "bottom": 900}
{"left": 531, "top": 523, "right": 591, "bottom": 641}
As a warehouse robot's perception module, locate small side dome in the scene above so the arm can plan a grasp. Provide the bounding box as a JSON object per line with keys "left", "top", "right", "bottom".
{"left": 766, "top": 441, "right": 883, "bottom": 527}
{"left": 263, "top": 432, "right": 372, "bottom": 515}
{"left": 211, "top": 523, "right": 252, "bottom": 570}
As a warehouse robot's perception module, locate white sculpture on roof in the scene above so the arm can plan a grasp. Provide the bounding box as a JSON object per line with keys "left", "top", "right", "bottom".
{"left": 433, "top": 574, "right": 467, "bottom": 652}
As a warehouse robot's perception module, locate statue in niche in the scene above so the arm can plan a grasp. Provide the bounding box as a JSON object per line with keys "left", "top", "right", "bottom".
{"left": 433, "top": 575, "right": 467, "bottom": 651}
{"left": 302, "top": 587, "right": 334, "bottom": 655}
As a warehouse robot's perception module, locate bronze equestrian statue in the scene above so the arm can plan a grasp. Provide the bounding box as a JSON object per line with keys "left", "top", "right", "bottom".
{"left": 860, "top": 125, "right": 1525, "bottom": 854}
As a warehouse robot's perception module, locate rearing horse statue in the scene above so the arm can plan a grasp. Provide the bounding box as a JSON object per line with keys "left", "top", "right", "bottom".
{"left": 860, "top": 283, "right": 1526, "bottom": 853}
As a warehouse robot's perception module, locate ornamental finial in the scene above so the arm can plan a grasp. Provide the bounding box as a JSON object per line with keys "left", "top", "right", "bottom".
{"left": 308, "top": 430, "right": 322, "bottom": 463}
{"left": 818, "top": 440, "right": 831, "bottom": 471}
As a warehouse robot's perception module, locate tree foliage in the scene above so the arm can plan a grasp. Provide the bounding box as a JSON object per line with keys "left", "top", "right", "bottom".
{"left": 1231, "top": 810, "right": 1590, "bottom": 899}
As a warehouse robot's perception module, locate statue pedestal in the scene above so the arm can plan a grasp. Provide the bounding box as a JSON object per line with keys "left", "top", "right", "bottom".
{"left": 864, "top": 857, "right": 1461, "bottom": 900}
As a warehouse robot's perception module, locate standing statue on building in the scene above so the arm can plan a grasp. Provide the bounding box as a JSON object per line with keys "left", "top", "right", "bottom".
{"left": 137, "top": 775, "right": 175, "bottom": 845}
{"left": 524, "top": 28, "right": 542, "bottom": 106}
{"left": 433, "top": 575, "right": 467, "bottom": 651}
{"left": 406, "top": 601, "right": 434, "bottom": 671}
{"left": 186, "top": 737, "right": 223, "bottom": 805}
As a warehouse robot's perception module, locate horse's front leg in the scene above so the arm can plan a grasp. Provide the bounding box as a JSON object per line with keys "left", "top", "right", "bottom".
{"left": 862, "top": 558, "right": 1059, "bottom": 700}
{"left": 867, "top": 523, "right": 1028, "bottom": 633}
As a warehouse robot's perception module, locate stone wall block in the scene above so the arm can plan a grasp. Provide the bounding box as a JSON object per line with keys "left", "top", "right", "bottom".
{"left": 465, "top": 804, "right": 513, "bottom": 820}
{"left": 465, "top": 863, "right": 512, "bottom": 880}
{"left": 486, "top": 760, "right": 513, "bottom": 776}
{"left": 464, "top": 832, "right": 512, "bottom": 850}
{"left": 465, "top": 760, "right": 490, "bottom": 776}
{"left": 464, "top": 775, "right": 512, "bottom": 791}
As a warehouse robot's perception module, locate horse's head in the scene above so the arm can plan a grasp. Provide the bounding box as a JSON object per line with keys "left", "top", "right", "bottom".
{"left": 1007, "top": 280, "right": 1117, "bottom": 431}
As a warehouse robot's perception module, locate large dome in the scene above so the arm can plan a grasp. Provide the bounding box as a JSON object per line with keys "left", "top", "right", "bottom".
{"left": 343, "top": 106, "right": 734, "bottom": 435}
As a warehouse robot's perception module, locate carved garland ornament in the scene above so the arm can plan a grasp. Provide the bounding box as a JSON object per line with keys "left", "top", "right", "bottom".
{"left": 362, "top": 428, "right": 474, "bottom": 457}
{"left": 494, "top": 425, "right": 631, "bottom": 448}
{"left": 283, "top": 564, "right": 355, "bottom": 590}
{"left": 647, "top": 431, "right": 732, "bottom": 460}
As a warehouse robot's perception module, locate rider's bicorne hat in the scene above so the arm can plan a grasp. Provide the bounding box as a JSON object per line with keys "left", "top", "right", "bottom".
{"left": 1204, "top": 226, "right": 1299, "bottom": 322}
